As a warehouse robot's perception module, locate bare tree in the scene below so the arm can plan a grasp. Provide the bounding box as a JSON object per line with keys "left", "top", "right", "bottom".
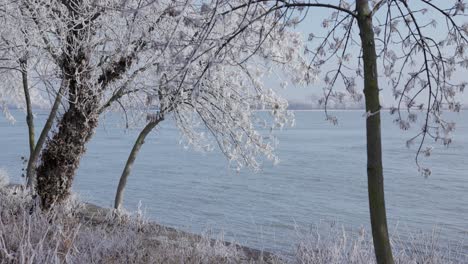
{"left": 2, "top": 1, "right": 466, "bottom": 263}
{"left": 110, "top": 1, "right": 310, "bottom": 210}
{"left": 113, "top": 115, "right": 163, "bottom": 210}
{"left": 0, "top": 55, "right": 36, "bottom": 156}
{"left": 2, "top": 0, "right": 306, "bottom": 210}
{"left": 219, "top": 1, "right": 467, "bottom": 263}
{"left": 0, "top": 3, "right": 50, "bottom": 173}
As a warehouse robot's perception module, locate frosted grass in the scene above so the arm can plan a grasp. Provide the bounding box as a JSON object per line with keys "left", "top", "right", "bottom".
{"left": 0, "top": 184, "right": 465, "bottom": 263}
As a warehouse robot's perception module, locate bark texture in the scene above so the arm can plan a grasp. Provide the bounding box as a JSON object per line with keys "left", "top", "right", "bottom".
{"left": 33, "top": 1, "right": 135, "bottom": 208}
{"left": 20, "top": 59, "right": 35, "bottom": 156}
{"left": 35, "top": 80, "right": 100, "bottom": 209}
{"left": 114, "top": 117, "right": 163, "bottom": 210}
{"left": 35, "top": 6, "right": 100, "bottom": 208}
{"left": 356, "top": 1, "right": 394, "bottom": 263}
{"left": 25, "top": 80, "right": 64, "bottom": 189}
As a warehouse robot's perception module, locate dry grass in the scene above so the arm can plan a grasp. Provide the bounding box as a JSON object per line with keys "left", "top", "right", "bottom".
{"left": 0, "top": 168, "right": 9, "bottom": 188}
{"left": 0, "top": 183, "right": 465, "bottom": 264}
{"left": 0, "top": 186, "right": 278, "bottom": 264}
{"left": 294, "top": 222, "right": 467, "bottom": 264}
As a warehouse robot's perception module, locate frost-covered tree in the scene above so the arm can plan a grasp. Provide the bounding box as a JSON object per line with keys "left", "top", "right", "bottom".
{"left": 0, "top": 0, "right": 307, "bottom": 210}
{"left": 218, "top": 1, "right": 467, "bottom": 263}
{"left": 0, "top": 4, "right": 49, "bottom": 155}
{"left": 112, "top": 0, "right": 310, "bottom": 210}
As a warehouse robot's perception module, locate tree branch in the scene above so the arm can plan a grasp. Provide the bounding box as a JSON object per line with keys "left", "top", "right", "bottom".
{"left": 222, "top": 0, "right": 357, "bottom": 18}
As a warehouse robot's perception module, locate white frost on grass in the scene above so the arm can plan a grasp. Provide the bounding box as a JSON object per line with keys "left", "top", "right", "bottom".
{"left": 0, "top": 189, "right": 465, "bottom": 263}
{"left": 294, "top": 222, "right": 467, "bottom": 264}
{"left": 0, "top": 190, "right": 277, "bottom": 264}
{"left": 0, "top": 167, "right": 9, "bottom": 187}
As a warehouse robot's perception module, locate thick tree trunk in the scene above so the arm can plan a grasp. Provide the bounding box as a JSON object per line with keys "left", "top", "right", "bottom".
{"left": 114, "top": 117, "right": 163, "bottom": 210}
{"left": 34, "top": 1, "right": 102, "bottom": 208}
{"left": 35, "top": 93, "right": 99, "bottom": 209}
{"left": 35, "top": 47, "right": 100, "bottom": 209}
{"left": 356, "top": 1, "right": 394, "bottom": 263}
{"left": 19, "top": 60, "right": 35, "bottom": 156}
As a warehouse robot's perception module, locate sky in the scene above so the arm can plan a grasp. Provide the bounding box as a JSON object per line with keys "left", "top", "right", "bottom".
{"left": 266, "top": 1, "right": 468, "bottom": 108}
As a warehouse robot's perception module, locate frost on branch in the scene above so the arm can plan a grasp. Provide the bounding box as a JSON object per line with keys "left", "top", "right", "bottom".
{"left": 0, "top": 0, "right": 51, "bottom": 121}
{"left": 293, "top": 0, "right": 467, "bottom": 173}
{"left": 379, "top": 1, "right": 467, "bottom": 171}
{"left": 0, "top": 0, "right": 310, "bottom": 172}
{"left": 102, "top": 1, "right": 309, "bottom": 172}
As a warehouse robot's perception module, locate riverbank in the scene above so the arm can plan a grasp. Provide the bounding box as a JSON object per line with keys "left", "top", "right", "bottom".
{"left": 1, "top": 184, "right": 466, "bottom": 263}
{"left": 0, "top": 184, "right": 279, "bottom": 263}
{"left": 77, "top": 202, "right": 278, "bottom": 263}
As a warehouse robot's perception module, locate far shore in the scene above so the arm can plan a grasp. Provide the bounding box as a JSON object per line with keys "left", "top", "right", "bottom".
{"left": 3, "top": 105, "right": 467, "bottom": 111}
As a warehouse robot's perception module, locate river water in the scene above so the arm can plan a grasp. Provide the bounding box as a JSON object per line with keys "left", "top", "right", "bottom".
{"left": 1, "top": 110, "right": 467, "bottom": 255}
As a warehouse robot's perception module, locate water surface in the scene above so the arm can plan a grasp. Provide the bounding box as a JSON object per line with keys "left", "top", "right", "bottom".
{"left": 1, "top": 110, "right": 467, "bottom": 254}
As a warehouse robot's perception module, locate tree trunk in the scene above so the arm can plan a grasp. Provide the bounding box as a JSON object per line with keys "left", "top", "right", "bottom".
{"left": 34, "top": 2, "right": 103, "bottom": 209}
{"left": 26, "top": 80, "right": 65, "bottom": 190}
{"left": 35, "top": 57, "right": 100, "bottom": 208}
{"left": 19, "top": 60, "right": 35, "bottom": 156}
{"left": 36, "top": 97, "right": 99, "bottom": 209}
{"left": 114, "top": 117, "right": 163, "bottom": 210}
{"left": 356, "top": 1, "right": 394, "bottom": 263}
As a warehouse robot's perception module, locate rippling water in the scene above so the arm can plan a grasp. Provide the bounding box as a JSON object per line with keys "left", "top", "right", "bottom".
{"left": 1, "top": 110, "right": 467, "bottom": 254}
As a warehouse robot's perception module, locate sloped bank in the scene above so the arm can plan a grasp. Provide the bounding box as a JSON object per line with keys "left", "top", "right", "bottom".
{"left": 0, "top": 184, "right": 279, "bottom": 264}
{"left": 1, "top": 184, "right": 465, "bottom": 263}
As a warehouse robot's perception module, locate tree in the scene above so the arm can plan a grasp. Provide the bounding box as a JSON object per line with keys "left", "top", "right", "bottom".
{"left": 1, "top": 1, "right": 465, "bottom": 262}
{"left": 106, "top": 2, "right": 310, "bottom": 210}
{"left": 0, "top": 3, "right": 50, "bottom": 172}
{"left": 1, "top": 0, "right": 306, "bottom": 210}
{"left": 218, "top": 1, "right": 467, "bottom": 263}
{"left": 356, "top": 1, "right": 392, "bottom": 262}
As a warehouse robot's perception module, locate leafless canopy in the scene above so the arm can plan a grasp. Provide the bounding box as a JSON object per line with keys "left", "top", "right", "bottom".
{"left": 232, "top": 0, "right": 467, "bottom": 174}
